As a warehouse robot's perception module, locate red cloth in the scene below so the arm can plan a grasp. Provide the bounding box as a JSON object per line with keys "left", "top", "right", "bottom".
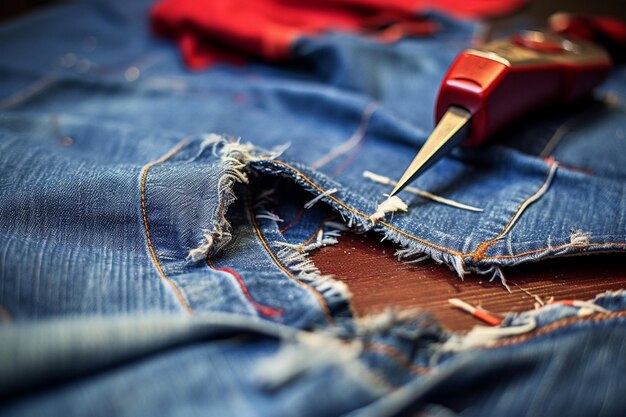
{"left": 151, "top": 0, "right": 526, "bottom": 70}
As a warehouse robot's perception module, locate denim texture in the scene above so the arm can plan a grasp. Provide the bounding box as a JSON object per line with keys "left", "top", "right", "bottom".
{"left": 1, "top": 0, "right": 626, "bottom": 415}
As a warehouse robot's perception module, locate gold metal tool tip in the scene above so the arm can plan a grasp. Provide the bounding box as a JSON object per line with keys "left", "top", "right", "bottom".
{"left": 389, "top": 106, "right": 471, "bottom": 197}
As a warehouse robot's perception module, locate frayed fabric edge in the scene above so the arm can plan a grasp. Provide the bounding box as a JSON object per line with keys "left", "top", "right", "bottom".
{"left": 251, "top": 160, "right": 476, "bottom": 278}
{"left": 183, "top": 147, "right": 607, "bottom": 291}
{"left": 253, "top": 289, "right": 626, "bottom": 394}
{"left": 254, "top": 307, "right": 445, "bottom": 394}
{"left": 254, "top": 331, "right": 393, "bottom": 393}
{"left": 275, "top": 220, "right": 347, "bottom": 254}
{"left": 249, "top": 159, "right": 624, "bottom": 284}
{"left": 187, "top": 134, "right": 288, "bottom": 261}
{"left": 183, "top": 135, "right": 354, "bottom": 325}
{"left": 252, "top": 201, "right": 353, "bottom": 322}
{"left": 274, "top": 244, "right": 352, "bottom": 307}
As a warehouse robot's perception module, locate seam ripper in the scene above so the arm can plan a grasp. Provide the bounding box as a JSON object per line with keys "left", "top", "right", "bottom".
{"left": 390, "top": 30, "right": 612, "bottom": 197}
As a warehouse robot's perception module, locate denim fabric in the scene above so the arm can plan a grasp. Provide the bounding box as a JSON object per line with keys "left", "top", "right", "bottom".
{"left": 1, "top": 0, "right": 626, "bottom": 416}
{"left": 3, "top": 295, "right": 626, "bottom": 416}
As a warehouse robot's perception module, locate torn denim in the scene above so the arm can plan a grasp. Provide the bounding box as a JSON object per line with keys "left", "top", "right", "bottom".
{"left": 1, "top": 0, "right": 626, "bottom": 415}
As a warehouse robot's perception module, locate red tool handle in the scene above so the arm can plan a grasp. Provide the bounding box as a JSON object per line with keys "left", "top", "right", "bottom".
{"left": 436, "top": 31, "right": 613, "bottom": 147}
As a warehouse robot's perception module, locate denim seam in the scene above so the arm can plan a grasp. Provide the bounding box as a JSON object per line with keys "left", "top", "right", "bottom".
{"left": 472, "top": 162, "right": 558, "bottom": 261}
{"left": 140, "top": 138, "right": 192, "bottom": 314}
{"left": 364, "top": 343, "right": 430, "bottom": 375}
{"left": 297, "top": 221, "right": 326, "bottom": 251}
{"left": 248, "top": 195, "right": 336, "bottom": 326}
{"left": 294, "top": 215, "right": 337, "bottom": 253}
{"left": 488, "top": 310, "right": 626, "bottom": 349}
{"left": 268, "top": 160, "right": 626, "bottom": 264}
{"left": 270, "top": 160, "right": 465, "bottom": 256}
{"left": 205, "top": 259, "right": 284, "bottom": 318}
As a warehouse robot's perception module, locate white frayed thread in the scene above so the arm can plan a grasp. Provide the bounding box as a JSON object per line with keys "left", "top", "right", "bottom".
{"left": 354, "top": 308, "right": 425, "bottom": 336}
{"left": 570, "top": 229, "right": 590, "bottom": 245}
{"left": 273, "top": 243, "right": 351, "bottom": 300}
{"left": 511, "top": 281, "right": 545, "bottom": 306}
{"left": 304, "top": 188, "right": 338, "bottom": 209}
{"left": 441, "top": 318, "right": 537, "bottom": 352}
{"left": 549, "top": 299, "right": 610, "bottom": 316}
{"left": 497, "top": 162, "right": 559, "bottom": 238}
{"left": 274, "top": 219, "right": 345, "bottom": 253}
{"left": 255, "top": 333, "right": 361, "bottom": 389}
{"left": 274, "top": 241, "right": 302, "bottom": 250}
{"left": 299, "top": 220, "right": 346, "bottom": 252}
{"left": 311, "top": 102, "right": 378, "bottom": 169}
{"left": 363, "top": 171, "right": 483, "bottom": 212}
{"left": 187, "top": 135, "right": 287, "bottom": 261}
{"left": 254, "top": 189, "right": 277, "bottom": 209}
{"left": 574, "top": 301, "right": 610, "bottom": 316}
{"left": 188, "top": 229, "right": 231, "bottom": 261}
{"left": 393, "top": 237, "right": 468, "bottom": 279}
{"left": 254, "top": 332, "right": 392, "bottom": 393}
{"left": 369, "top": 195, "right": 408, "bottom": 222}
{"left": 403, "top": 255, "right": 430, "bottom": 264}
{"left": 451, "top": 255, "right": 468, "bottom": 279}
{"left": 311, "top": 229, "right": 338, "bottom": 250}
{"left": 502, "top": 296, "right": 611, "bottom": 328}
{"left": 485, "top": 267, "right": 511, "bottom": 293}
{"left": 256, "top": 211, "right": 284, "bottom": 222}
{"left": 274, "top": 232, "right": 338, "bottom": 253}
{"left": 324, "top": 221, "right": 348, "bottom": 231}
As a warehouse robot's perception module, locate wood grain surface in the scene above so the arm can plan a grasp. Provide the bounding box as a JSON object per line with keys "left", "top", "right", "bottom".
{"left": 312, "top": 233, "right": 626, "bottom": 331}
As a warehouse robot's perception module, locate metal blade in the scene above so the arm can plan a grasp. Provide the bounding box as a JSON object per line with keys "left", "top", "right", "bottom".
{"left": 389, "top": 106, "right": 471, "bottom": 197}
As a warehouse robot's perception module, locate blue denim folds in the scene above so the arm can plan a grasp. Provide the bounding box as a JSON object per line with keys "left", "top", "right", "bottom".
{"left": 1, "top": 0, "right": 626, "bottom": 416}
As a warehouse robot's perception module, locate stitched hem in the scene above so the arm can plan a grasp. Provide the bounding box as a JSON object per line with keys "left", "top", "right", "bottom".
{"left": 488, "top": 310, "right": 626, "bottom": 349}
{"left": 249, "top": 195, "right": 350, "bottom": 327}
{"left": 252, "top": 159, "right": 626, "bottom": 273}
{"left": 364, "top": 343, "right": 430, "bottom": 375}
{"left": 140, "top": 137, "right": 193, "bottom": 314}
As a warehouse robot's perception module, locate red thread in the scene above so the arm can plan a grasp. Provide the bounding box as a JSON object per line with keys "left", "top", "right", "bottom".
{"left": 279, "top": 207, "right": 306, "bottom": 234}
{"left": 333, "top": 140, "right": 364, "bottom": 176}
{"left": 208, "top": 261, "right": 284, "bottom": 318}
{"left": 473, "top": 309, "right": 503, "bottom": 326}
{"left": 151, "top": 0, "right": 526, "bottom": 70}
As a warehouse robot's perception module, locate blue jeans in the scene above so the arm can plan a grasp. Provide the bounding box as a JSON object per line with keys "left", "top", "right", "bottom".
{"left": 1, "top": 0, "right": 626, "bottom": 415}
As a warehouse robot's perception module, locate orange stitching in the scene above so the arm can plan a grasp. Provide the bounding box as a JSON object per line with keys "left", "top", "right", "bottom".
{"left": 482, "top": 242, "right": 626, "bottom": 259}
{"left": 269, "top": 161, "right": 626, "bottom": 262}
{"left": 489, "top": 310, "right": 626, "bottom": 349}
{"left": 473, "top": 222, "right": 517, "bottom": 261}
{"left": 364, "top": 343, "right": 430, "bottom": 375}
{"left": 248, "top": 198, "right": 335, "bottom": 326}
{"left": 472, "top": 163, "right": 557, "bottom": 261}
{"left": 296, "top": 215, "right": 338, "bottom": 253}
{"left": 271, "top": 160, "right": 463, "bottom": 256}
{"left": 298, "top": 223, "right": 326, "bottom": 252}
{"left": 141, "top": 138, "right": 192, "bottom": 314}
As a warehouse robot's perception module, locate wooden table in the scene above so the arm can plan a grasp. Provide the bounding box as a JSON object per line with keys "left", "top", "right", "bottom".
{"left": 313, "top": 233, "right": 626, "bottom": 330}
